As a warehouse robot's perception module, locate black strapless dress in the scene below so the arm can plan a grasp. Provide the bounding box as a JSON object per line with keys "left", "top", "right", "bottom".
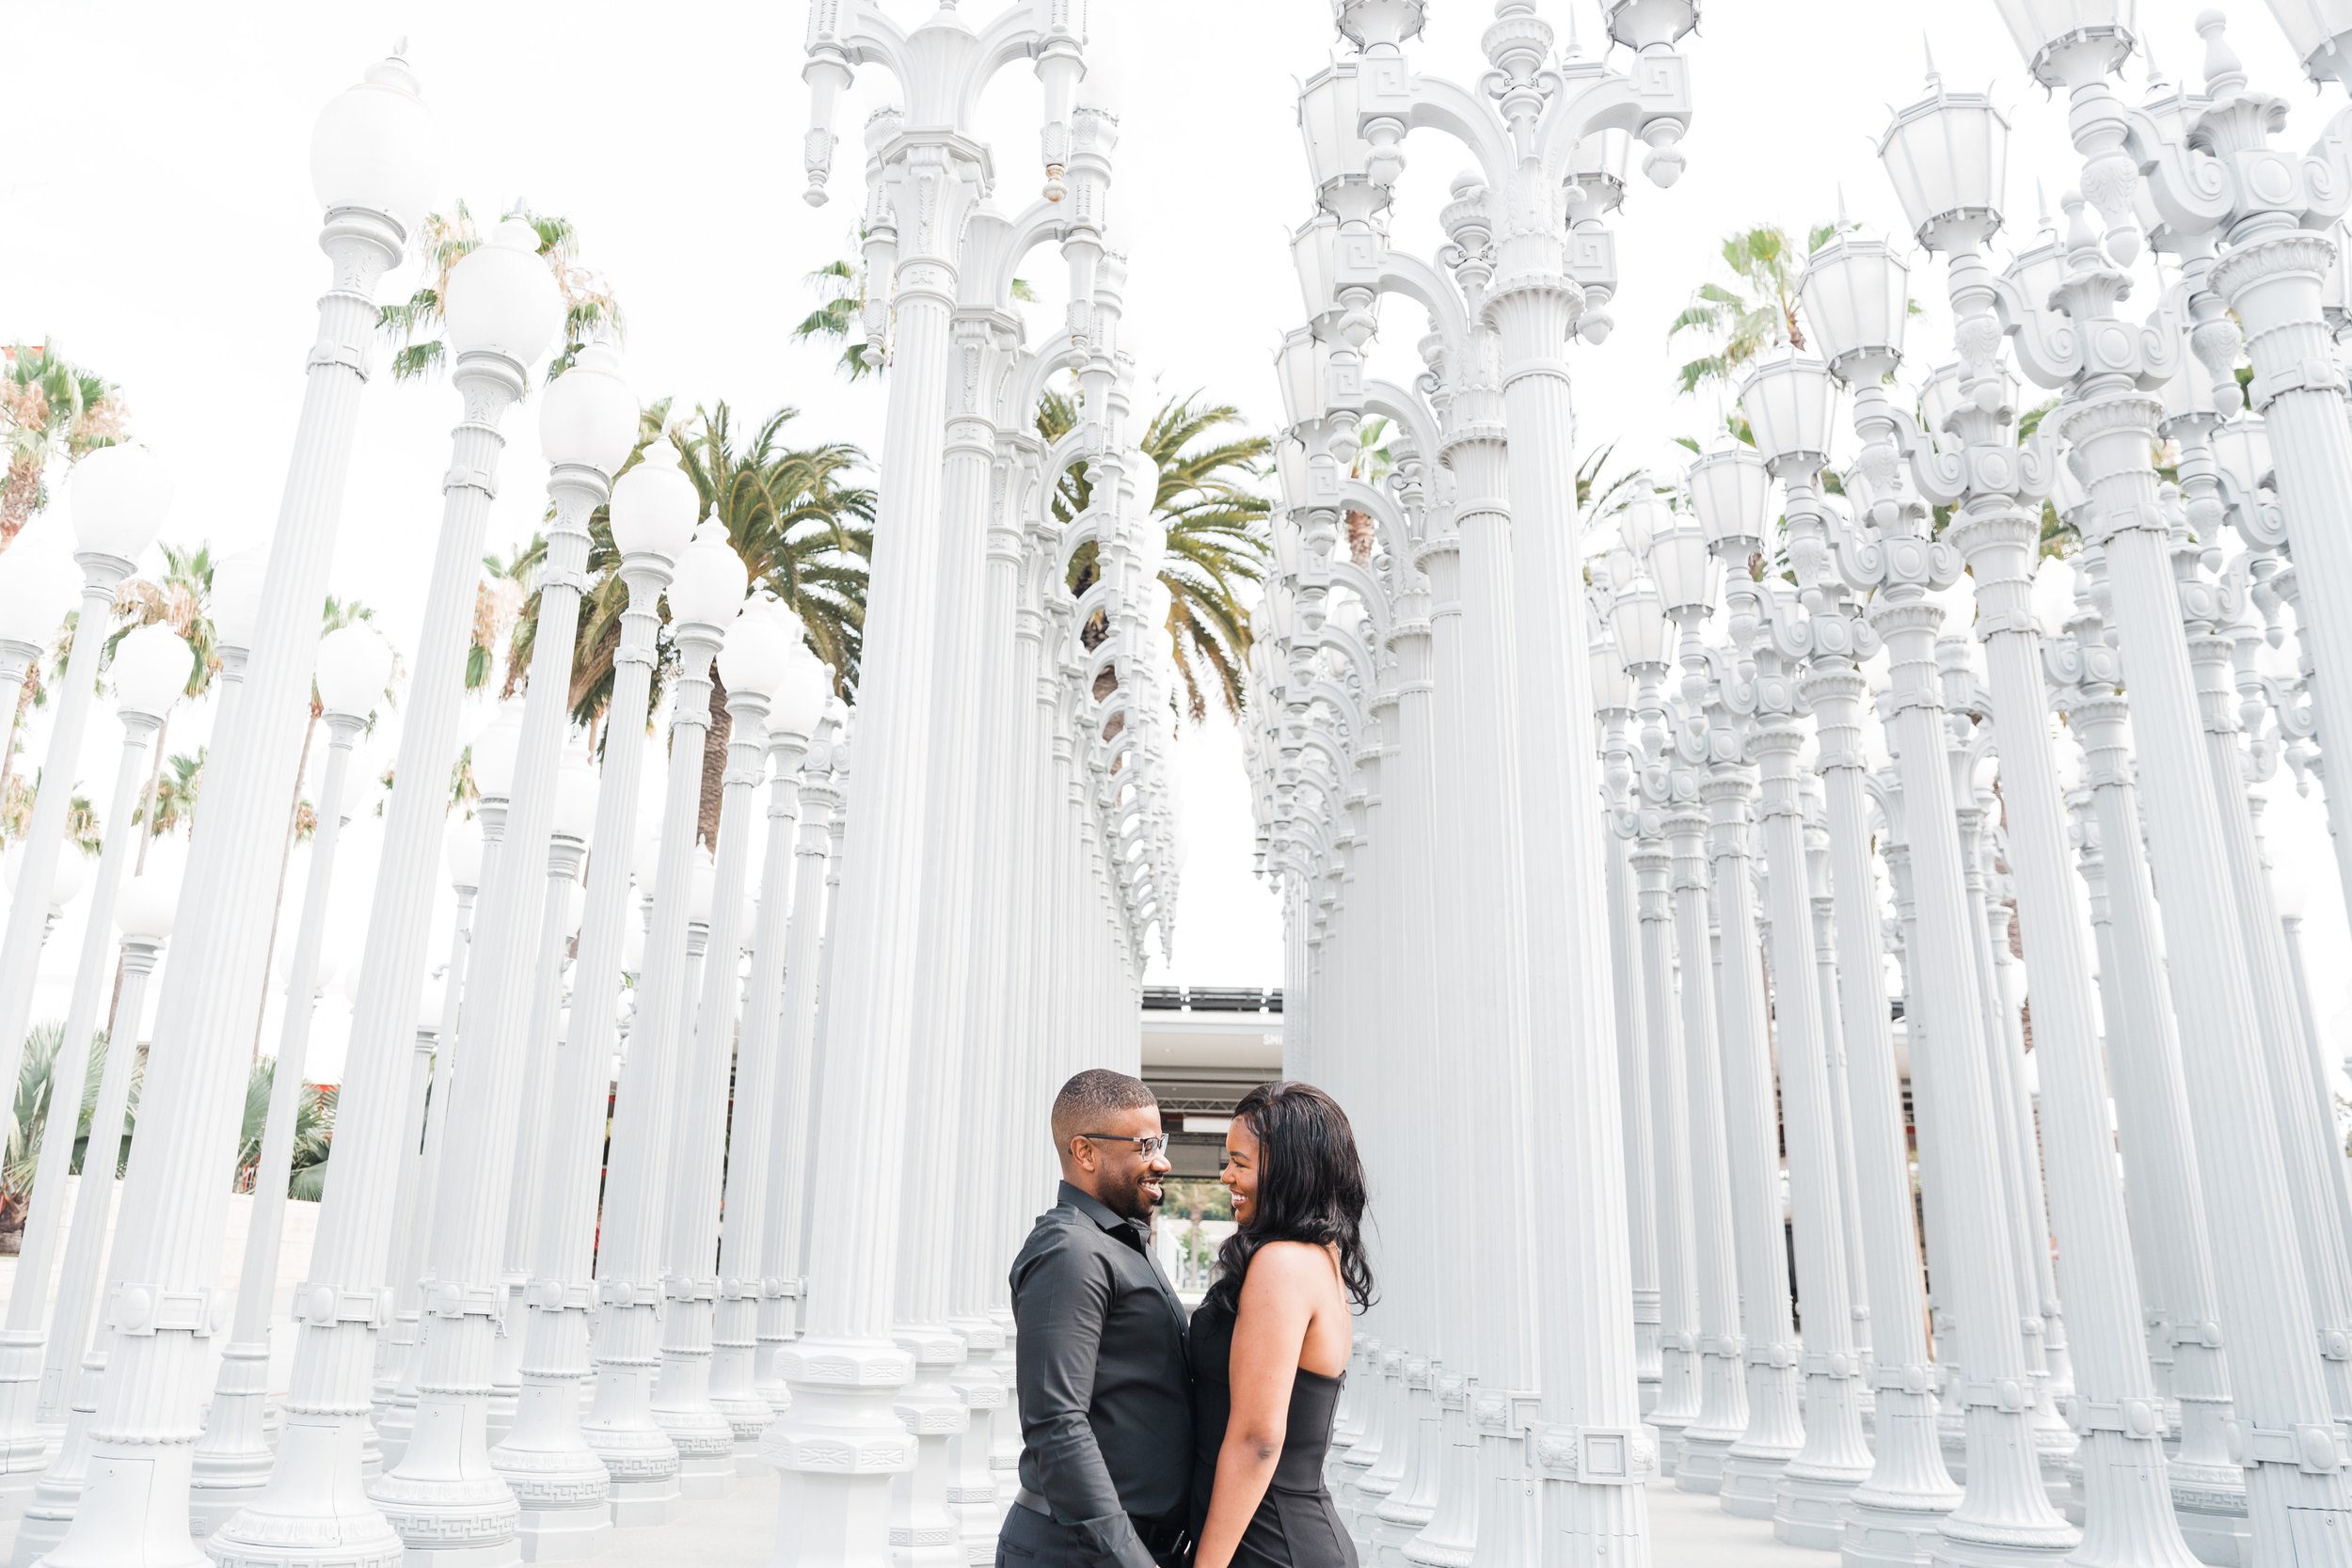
{"left": 1186, "top": 1291, "right": 1357, "bottom": 1568}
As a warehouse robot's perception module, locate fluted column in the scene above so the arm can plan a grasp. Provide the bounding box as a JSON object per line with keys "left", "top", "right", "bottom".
{"left": 1373, "top": 576, "right": 1440, "bottom": 1568}
{"left": 1606, "top": 828, "right": 1661, "bottom": 1416}
{"left": 1744, "top": 708, "right": 1871, "bottom": 1544}
{"left": 12, "top": 928, "right": 166, "bottom": 1566}
{"left": 493, "top": 543, "right": 669, "bottom": 1553}
{"left": 1804, "top": 665, "right": 1958, "bottom": 1564}
{"left": 652, "top": 685, "right": 770, "bottom": 1494}
{"left": 2066, "top": 683, "right": 2248, "bottom": 1559}
{"left": 583, "top": 615, "right": 726, "bottom": 1519}
{"left": 38, "top": 166, "right": 409, "bottom": 1568}
{"left": 498, "top": 826, "right": 585, "bottom": 1446}
{"left": 1629, "top": 812, "right": 1699, "bottom": 1470}
{"left": 1802, "top": 798, "right": 1875, "bottom": 1398}
{"left": 752, "top": 752, "right": 836, "bottom": 1416}
{"left": 1868, "top": 585, "right": 2073, "bottom": 1565}
{"left": 1950, "top": 497, "right": 2195, "bottom": 1563}
{"left": 4, "top": 700, "right": 164, "bottom": 1445}
{"left": 1699, "top": 752, "right": 1805, "bottom": 1518}
{"left": 2062, "top": 369, "right": 2352, "bottom": 1549}
{"left": 1398, "top": 507, "right": 1479, "bottom": 1568}
{"left": 1662, "top": 789, "right": 1746, "bottom": 1496}
{"left": 188, "top": 707, "right": 366, "bottom": 1531}
{"left": 712, "top": 721, "right": 811, "bottom": 1465}
{"left": 765, "top": 124, "right": 992, "bottom": 1568}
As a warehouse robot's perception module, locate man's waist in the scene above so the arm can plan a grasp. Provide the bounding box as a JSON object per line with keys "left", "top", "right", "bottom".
{"left": 1013, "top": 1488, "right": 1185, "bottom": 1541}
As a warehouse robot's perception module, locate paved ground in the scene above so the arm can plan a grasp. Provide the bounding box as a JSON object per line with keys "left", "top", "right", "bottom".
{"left": 591, "top": 1467, "right": 1828, "bottom": 1568}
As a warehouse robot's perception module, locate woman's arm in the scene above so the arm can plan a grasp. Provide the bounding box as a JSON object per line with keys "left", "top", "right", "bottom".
{"left": 1194, "top": 1244, "right": 1321, "bottom": 1568}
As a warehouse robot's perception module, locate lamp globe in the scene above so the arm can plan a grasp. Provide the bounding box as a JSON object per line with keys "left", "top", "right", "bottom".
{"left": 609, "top": 437, "right": 699, "bottom": 562}
{"left": 442, "top": 217, "right": 564, "bottom": 370}
{"left": 116, "top": 842, "right": 185, "bottom": 943}
{"left": 469, "top": 702, "right": 526, "bottom": 803}
{"left": 70, "top": 444, "right": 172, "bottom": 562}
{"left": 552, "top": 759, "right": 600, "bottom": 844}
{"left": 716, "top": 598, "right": 794, "bottom": 702}
{"left": 209, "top": 546, "right": 271, "bottom": 653}
{"left": 444, "top": 815, "right": 485, "bottom": 892}
{"left": 668, "top": 523, "right": 750, "bottom": 630}
{"left": 110, "top": 624, "right": 193, "bottom": 722}
{"left": 310, "top": 50, "right": 439, "bottom": 235}
{"left": 315, "top": 624, "right": 394, "bottom": 721}
{"left": 539, "top": 341, "right": 640, "bottom": 476}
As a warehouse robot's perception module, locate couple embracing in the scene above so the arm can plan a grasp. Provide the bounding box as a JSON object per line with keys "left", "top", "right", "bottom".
{"left": 1000, "top": 1070, "right": 1375, "bottom": 1568}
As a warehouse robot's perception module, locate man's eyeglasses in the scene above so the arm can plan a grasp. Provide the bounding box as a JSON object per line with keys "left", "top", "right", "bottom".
{"left": 1080, "top": 1132, "right": 1169, "bottom": 1160}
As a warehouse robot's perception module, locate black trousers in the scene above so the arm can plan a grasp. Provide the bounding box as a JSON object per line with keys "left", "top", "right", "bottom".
{"left": 995, "top": 1500, "right": 1188, "bottom": 1568}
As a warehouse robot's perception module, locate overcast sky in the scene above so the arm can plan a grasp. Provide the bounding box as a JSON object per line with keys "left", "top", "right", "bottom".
{"left": 10, "top": 0, "right": 2352, "bottom": 1077}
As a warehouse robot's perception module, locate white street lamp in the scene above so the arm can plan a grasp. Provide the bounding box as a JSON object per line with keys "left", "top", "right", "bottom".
{"left": 189, "top": 620, "right": 389, "bottom": 1532}
{"left": 0, "top": 446, "right": 171, "bottom": 1499}
{"left": 496, "top": 434, "right": 696, "bottom": 1554}
{"left": 0, "top": 442, "right": 169, "bottom": 1161}
{"left": 41, "top": 49, "right": 437, "bottom": 1566}
{"left": 587, "top": 518, "right": 746, "bottom": 1516}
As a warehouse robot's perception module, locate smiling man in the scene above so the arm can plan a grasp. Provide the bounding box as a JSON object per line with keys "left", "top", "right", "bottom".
{"left": 1001, "top": 1069, "right": 1193, "bottom": 1568}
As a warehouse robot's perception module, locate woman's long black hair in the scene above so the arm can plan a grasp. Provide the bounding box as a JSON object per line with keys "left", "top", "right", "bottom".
{"left": 1207, "top": 1080, "right": 1375, "bottom": 1314}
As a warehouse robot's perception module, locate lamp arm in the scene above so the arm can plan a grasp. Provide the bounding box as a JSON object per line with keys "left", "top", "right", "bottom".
{"left": 1354, "top": 61, "right": 1515, "bottom": 197}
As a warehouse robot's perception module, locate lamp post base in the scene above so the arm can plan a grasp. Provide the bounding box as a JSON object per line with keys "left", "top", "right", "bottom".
{"left": 1840, "top": 1491, "right": 1959, "bottom": 1568}
{"left": 1674, "top": 1430, "right": 1735, "bottom": 1494}
{"left": 1773, "top": 1463, "right": 1868, "bottom": 1549}
{"left": 11, "top": 1361, "right": 98, "bottom": 1568}
{"left": 1718, "top": 1444, "right": 1795, "bottom": 1516}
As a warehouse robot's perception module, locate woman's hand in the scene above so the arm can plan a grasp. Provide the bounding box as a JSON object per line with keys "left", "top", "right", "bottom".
{"left": 1190, "top": 1244, "right": 1328, "bottom": 1568}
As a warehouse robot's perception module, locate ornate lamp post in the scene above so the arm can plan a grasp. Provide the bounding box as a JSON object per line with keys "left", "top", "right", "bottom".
{"left": 204, "top": 207, "right": 560, "bottom": 1568}
{"left": 651, "top": 597, "right": 795, "bottom": 1494}
{"left": 1972, "top": 17, "right": 2352, "bottom": 1549}
{"left": 1807, "top": 90, "right": 2075, "bottom": 1558}
{"left": 189, "top": 620, "right": 393, "bottom": 1533}
{"left": 2043, "top": 556, "right": 2251, "bottom": 1560}
{"left": 1880, "top": 55, "right": 2217, "bottom": 1548}
{"left": 1707, "top": 373, "right": 1879, "bottom": 1545}
{"left": 11, "top": 849, "right": 183, "bottom": 1564}
{"left": 709, "top": 638, "right": 830, "bottom": 1463}
{"left": 1782, "top": 236, "right": 1965, "bottom": 1567}
{"left": 782, "top": 7, "right": 1090, "bottom": 1556}
{"left": 37, "top": 52, "right": 437, "bottom": 1568}
{"left": 1635, "top": 508, "right": 1753, "bottom": 1499}
{"left": 0, "top": 441, "right": 170, "bottom": 1183}
{"left": 1601, "top": 558, "right": 1703, "bottom": 1477}
{"left": 583, "top": 519, "right": 747, "bottom": 1517}
{"left": 1662, "top": 516, "right": 1809, "bottom": 1523}
{"left": 491, "top": 434, "right": 697, "bottom": 1556}
{"left": 8, "top": 626, "right": 175, "bottom": 1394}
{"left": 0, "top": 618, "right": 184, "bottom": 1482}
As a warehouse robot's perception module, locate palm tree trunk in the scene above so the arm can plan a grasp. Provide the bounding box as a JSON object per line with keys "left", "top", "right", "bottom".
{"left": 696, "top": 664, "right": 730, "bottom": 848}
{"left": 251, "top": 709, "right": 317, "bottom": 1064}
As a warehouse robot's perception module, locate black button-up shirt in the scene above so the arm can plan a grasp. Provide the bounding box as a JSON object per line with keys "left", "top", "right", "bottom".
{"left": 1009, "top": 1180, "right": 1193, "bottom": 1568}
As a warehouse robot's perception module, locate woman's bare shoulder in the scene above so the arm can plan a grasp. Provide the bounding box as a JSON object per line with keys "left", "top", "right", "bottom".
{"left": 1242, "top": 1240, "right": 1343, "bottom": 1289}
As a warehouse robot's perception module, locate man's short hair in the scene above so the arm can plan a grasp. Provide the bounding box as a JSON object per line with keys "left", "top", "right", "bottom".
{"left": 1051, "top": 1069, "right": 1157, "bottom": 1156}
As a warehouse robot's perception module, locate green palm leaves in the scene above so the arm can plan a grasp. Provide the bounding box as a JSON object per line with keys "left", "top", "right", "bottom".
{"left": 377, "top": 201, "right": 625, "bottom": 385}
{"left": 1035, "top": 390, "right": 1272, "bottom": 722}
{"left": 1668, "top": 224, "right": 1840, "bottom": 398}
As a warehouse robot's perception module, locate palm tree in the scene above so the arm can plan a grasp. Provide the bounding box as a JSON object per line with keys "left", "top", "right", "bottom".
{"left": 0, "top": 341, "right": 127, "bottom": 551}
{"left": 1668, "top": 223, "right": 1838, "bottom": 398}
{"left": 502, "top": 401, "right": 877, "bottom": 841}
{"left": 0, "top": 1022, "right": 122, "bottom": 1242}
{"left": 472, "top": 540, "right": 536, "bottom": 695}
{"left": 377, "top": 201, "right": 624, "bottom": 385}
{"left": 235, "top": 1059, "right": 336, "bottom": 1200}
{"left": 1036, "top": 389, "right": 1273, "bottom": 722}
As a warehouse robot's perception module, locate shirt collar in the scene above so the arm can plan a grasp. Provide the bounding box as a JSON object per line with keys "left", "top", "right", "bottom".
{"left": 1059, "top": 1180, "right": 1140, "bottom": 1238}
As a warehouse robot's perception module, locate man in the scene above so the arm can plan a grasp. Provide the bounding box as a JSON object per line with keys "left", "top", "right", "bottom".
{"left": 1001, "top": 1069, "right": 1191, "bottom": 1568}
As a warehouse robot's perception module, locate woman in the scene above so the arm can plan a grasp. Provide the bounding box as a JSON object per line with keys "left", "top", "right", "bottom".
{"left": 1189, "top": 1081, "right": 1375, "bottom": 1568}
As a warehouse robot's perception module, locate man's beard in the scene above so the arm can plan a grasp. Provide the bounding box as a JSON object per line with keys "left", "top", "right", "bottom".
{"left": 1111, "top": 1167, "right": 1163, "bottom": 1223}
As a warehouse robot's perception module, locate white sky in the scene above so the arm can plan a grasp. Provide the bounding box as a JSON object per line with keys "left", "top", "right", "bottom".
{"left": 9, "top": 0, "right": 2352, "bottom": 1074}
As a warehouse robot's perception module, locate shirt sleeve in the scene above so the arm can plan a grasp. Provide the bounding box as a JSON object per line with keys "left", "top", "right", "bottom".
{"left": 1012, "top": 1228, "right": 1158, "bottom": 1568}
